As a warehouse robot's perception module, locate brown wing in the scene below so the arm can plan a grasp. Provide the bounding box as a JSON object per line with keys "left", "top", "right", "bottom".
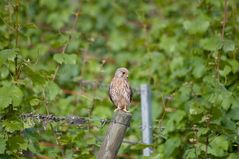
{"left": 122, "top": 80, "right": 132, "bottom": 104}
{"left": 108, "top": 80, "right": 117, "bottom": 107}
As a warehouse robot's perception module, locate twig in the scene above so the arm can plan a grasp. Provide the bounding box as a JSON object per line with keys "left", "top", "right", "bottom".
{"left": 14, "top": 0, "right": 20, "bottom": 81}
{"left": 15, "top": 0, "right": 19, "bottom": 48}
{"left": 192, "top": 125, "right": 199, "bottom": 159}
{"left": 215, "top": 0, "right": 228, "bottom": 81}
{"left": 204, "top": 114, "right": 211, "bottom": 159}
{"left": 205, "top": 133, "right": 209, "bottom": 159}
{"left": 221, "top": 0, "right": 228, "bottom": 41}
{"left": 52, "top": 11, "right": 80, "bottom": 81}
{"left": 158, "top": 94, "right": 167, "bottom": 130}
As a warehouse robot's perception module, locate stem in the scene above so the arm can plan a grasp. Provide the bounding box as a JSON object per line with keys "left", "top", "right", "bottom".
{"left": 221, "top": 0, "right": 228, "bottom": 41}
{"left": 42, "top": 89, "right": 64, "bottom": 157}
{"left": 215, "top": 0, "right": 228, "bottom": 81}
{"left": 204, "top": 114, "right": 211, "bottom": 159}
{"left": 205, "top": 133, "right": 209, "bottom": 159}
{"left": 193, "top": 126, "right": 198, "bottom": 159}
{"left": 14, "top": 0, "right": 20, "bottom": 81}
{"left": 15, "top": 0, "right": 19, "bottom": 48}
{"left": 52, "top": 10, "right": 80, "bottom": 81}
{"left": 159, "top": 94, "right": 166, "bottom": 130}
{"left": 14, "top": 55, "right": 18, "bottom": 80}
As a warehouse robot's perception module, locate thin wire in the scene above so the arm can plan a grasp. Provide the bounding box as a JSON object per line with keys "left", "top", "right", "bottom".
{"left": 20, "top": 113, "right": 238, "bottom": 137}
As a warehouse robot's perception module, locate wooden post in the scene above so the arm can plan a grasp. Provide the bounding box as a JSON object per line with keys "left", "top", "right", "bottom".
{"left": 97, "top": 110, "right": 132, "bottom": 159}
{"left": 140, "top": 84, "right": 153, "bottom": 156}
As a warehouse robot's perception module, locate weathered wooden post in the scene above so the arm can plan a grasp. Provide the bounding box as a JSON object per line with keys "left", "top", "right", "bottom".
{"left": 97, "top": 110, "right": 132, "bottom": 159}
{"left": 140, "top": 84, "right": 153, "bottom": 156}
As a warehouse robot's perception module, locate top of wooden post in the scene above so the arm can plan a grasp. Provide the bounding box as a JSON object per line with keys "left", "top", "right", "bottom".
{"left": 112, "top": 110, "right": 132, "bottom": 127}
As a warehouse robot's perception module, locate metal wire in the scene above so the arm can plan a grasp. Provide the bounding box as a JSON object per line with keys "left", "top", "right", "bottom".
{"left": 20, "top": 113, "right": 112, "bottom": 128}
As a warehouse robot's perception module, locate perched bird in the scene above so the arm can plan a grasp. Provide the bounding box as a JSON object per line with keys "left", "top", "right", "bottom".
{"left": 109, "top": 67, "right": 132, "bottom": 112}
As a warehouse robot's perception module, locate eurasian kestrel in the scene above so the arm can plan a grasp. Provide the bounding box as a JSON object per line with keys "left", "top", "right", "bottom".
{"left": 109, "top": 67, "right": 132, "bottom": 112}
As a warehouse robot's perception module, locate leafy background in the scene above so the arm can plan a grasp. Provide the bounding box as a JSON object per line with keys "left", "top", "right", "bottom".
{"left": 0, "top": 0, "right": 239, "bottom": 158}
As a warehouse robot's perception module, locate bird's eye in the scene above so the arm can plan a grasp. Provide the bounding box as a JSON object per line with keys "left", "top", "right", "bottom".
{"left": 122, "top": 72, "right": 125, "bottom": 74}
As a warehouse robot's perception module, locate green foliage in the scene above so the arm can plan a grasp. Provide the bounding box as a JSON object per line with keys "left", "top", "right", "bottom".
{"left": 0, "top": 0, "right": 238, "bottom": 158}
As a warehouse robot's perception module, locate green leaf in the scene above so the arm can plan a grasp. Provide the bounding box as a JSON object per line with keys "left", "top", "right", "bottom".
{"left": 40, "top": 0, "right": 58, "bottom": 10}
{"left": 23, "top": 65, "right": 46, "bottom": 85}
{"left": 0, "top": 49, "right": 18, "bottom": 66}
{"left": 0, "top": 66, "right": 9, "bottom": 79}
{"left": 192, "top": 57, "right": 206, "bottom": 78}
{"left": 45, "top": 81, "right": 62, "bottom": 101}
{"left": 53, "top": 54, "right": 64, "bottom": 64}
{"left": 228, "top": 60, "right": 239, "bottom": 73}
{"left": 221, "top": 93, "right": 233, "bottom": 110}
{"left": 30, "top": 98, "right": 40, "bottom": 106}
{"left": 164, "top": 136, "right": 181, "bottom": 156}
{"left": 183, "top": 17, "right": 210, "bottom": 34}
{"left": 2, "top": 120, "right": 23, "bottom": 133}
{"left": 227, "top": 153, "right": 239, "bottom": 159}
{"left": 0, "top": 136, "right": 6, "bottom": 154}
{"left": 7, "top": 136, "right": 27, "bottom": 152}
{"left": 223, "top": 39, "right": 235, "bottom": 52}
{"left": 228, "top": 107, "right": 239, "bottom": 120}
{"left": 23, "top": 118, "right": 35, "bottom": 129}
{"left": 189, "top": 105, "right": 204, "bottom": 115}
{"left": 11, "top": 85, "right": 23, "bottom": 106}
{"left": 197, "top": 128, "right": 209, "bottom": 136}
{"left": 200, "top": 37, "right": 222, "bottom": 51}
{"left": 183, "top": 148, "right": 197, "bottom": 159}
{"left": 208, "top": 136, "right": 229, "bottom": 157}
{"left": 165, "top": 110, "right": 186, "bottom": 132}
{"left": 53, "top": 54, "right": 77, "bottom": 64}
{"left": 0, "top": 95, "right": 12, "bottom": 110}
{"left": 24, "top": 23, "right": 38, "bottom": 29}
{"left": 108, "top": 32, "right": 127, "bottom": 51}
{"left": 131, "top": 143, "right": 153, "bottom": 150}
{"left": 0, "top": 85, "right": 23, "bottom": 109}
{"left": 219, "top": 65, "right": 232, "bottom": 77}
{"left": 159, "top": 35, "right": 178, "bottom": 53}
{"left": 63, "top": 54, "right": 77, "bottom": 64}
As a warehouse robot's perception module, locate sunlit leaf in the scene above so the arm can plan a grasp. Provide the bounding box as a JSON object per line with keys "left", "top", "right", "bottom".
{"left": 208, "top": 136, "right": 229, "bottom": 157}
{"left": 23, "top": 65, "right": 46, "bottom": 85}
{"left": 30, "top": 98, "right": 40, "bottom": 106}
{"left": 0, "top": 136, "right": 6, "bottom": 154}
{"left": 223, "top": 39, "right": 235, "bottom": 52}
{"left": 2, "top": 120, "right": 23, "bottom": 133}
{"left": 45, "top": 81, "right": 62, "bottom": 101}
{"left": 0, "top": 85, "right": 23, "bottom": 109}
{"left": 183, "top": 17, "right": 210, "bottom": 34}
{"left": 200, "top": 37, "right": 222, "bottom": 51}
{"left": 164, "top": 136, "right": 181, "bottom": 156}
{"left": 53, "top": 54, "right": 77, "bottom": 64}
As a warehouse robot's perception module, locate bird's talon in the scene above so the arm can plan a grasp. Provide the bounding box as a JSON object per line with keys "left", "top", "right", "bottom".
{"left": 123, "top": 109, "right": 130, "bottom": 112}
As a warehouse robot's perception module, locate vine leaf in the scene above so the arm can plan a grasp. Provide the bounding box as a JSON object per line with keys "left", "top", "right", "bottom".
{"left": 0, "top": 85, "right": 23, "bottom": 110}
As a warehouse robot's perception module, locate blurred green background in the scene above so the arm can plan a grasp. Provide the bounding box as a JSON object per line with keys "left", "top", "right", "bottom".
{"left": 0, "top": 0, "right": 239, "bottom": 158}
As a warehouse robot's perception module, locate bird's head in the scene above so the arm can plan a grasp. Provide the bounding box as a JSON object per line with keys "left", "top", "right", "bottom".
{"left": 114, "top": 67, "right": 129, "bottom": 79}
